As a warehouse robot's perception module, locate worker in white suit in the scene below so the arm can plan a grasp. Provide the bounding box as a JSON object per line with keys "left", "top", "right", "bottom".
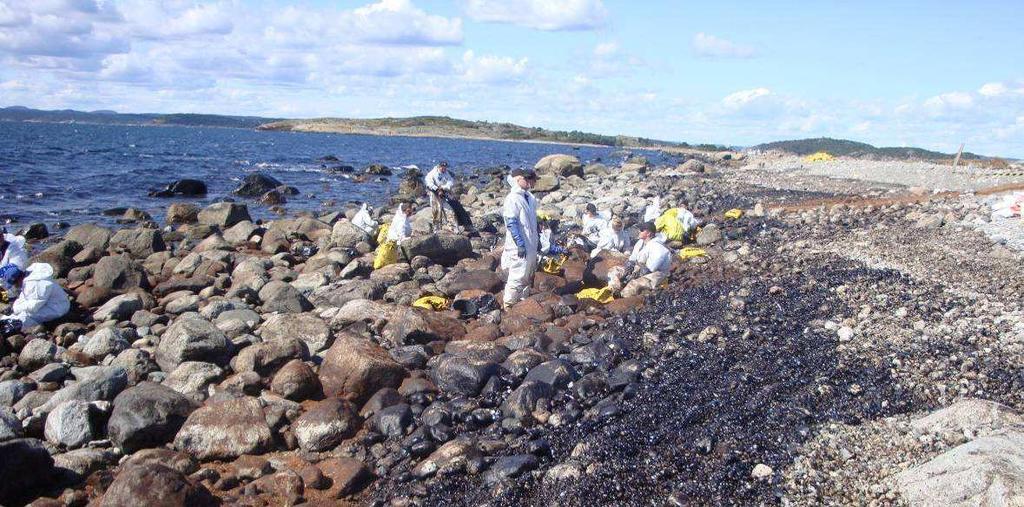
{"left": 500, "top": 168, "right": 539, "bottom": 308}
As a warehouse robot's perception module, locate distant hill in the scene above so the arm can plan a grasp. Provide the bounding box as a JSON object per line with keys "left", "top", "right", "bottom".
{"left": 752, "top": 137, "right": 985, "bottom": 161}
{"left": 257, "top": 116, "right": 688, "bottom": 148}
{"left": 0, "top": 106, "right": 277, "bottom": 129}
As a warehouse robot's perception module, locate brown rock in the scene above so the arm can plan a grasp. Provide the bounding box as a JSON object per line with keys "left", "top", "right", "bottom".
{"left": 605, "top": 296, "right": 644, "bottom": 314}
{"left": 294, "top": 398, "right": 361, "bottom": 452}
{"left": 98, "top": 463, "right": 215, "bottom": 507}
{"left": 319, "top": 333, "right": 407, "bottom": 404}
{"left": 173, "top": 397, "right": 273, "bottom": 461}
{"left": 381, "top": 307, "right": 465, "bottom": 347}
{"left": 463, "top": 322, "right": 501, "bottom": 342}
{"left": 270, "top": 359, "right": 320, "bottom": 401}
{"left": 319, "top": 457, "right": 373, "bottom": 498}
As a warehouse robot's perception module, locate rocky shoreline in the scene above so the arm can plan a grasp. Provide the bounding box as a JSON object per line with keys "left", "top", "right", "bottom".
{"left": 2, "top": 152, "right": 1024, "bottom": 506}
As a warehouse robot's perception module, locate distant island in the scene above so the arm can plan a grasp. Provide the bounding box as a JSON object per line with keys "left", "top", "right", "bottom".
{"left": 0, "top": 106, "right": 1000, "bottom": 160}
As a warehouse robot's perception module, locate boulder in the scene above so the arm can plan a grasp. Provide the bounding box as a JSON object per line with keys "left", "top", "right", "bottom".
{"left": 431, "top": 355, "right": 498, "bottom": 396}
{"left": 166, "top": 203, "right": 201, "bottom": 225}
{"left": 412, "top": 437, "right": 482, "bottom": 478}
{"left": 330, "top": 220, "right": 370, "bottom": 249}
{"left": 19, "top": 338, "right": 60, "bottom": 371}
{"left": 108, "top": 382, "right": 196, "bottom": 453}
{"left": 31, "top": 240, "right": 82, "bottom": 277}
{"left": 198, "top": 202, "right": 251, "bottom": 228}
{"left": 233, "top": 337, "right": 308, "bottom": 376}
{"left": 36, "top": 366, "right": 128, "bottom": 415}
{"left": 294, "top": 398, "right": 361, "bottom": 452}
{"left": 382, "top": 306, "right": 466, "bottom": 347}
{"left": 93, "top": 254, "right": 147, "bottom": 292}
{"left": 439, "top": 269, "right": 504, "bottom": 296}
{"left": 912, "top": 398, "right": 1024, "bottom": 437}
{"left": 259, "top": 280, "right": 312, "bottom": 314}
{"left": 319, "top": 333, "right": 407, "bottom": 404}
{"left": 533, "top": 174, "right": 559, "bottom": 192}
{"left": 234, "top": 173, "right": 284, "bottom": 197}
{"left": 173, "top": 396, "right": 273, "bottom": 460}
{"left": 223, "top": 220, "right": 259, "bottom": 245}
{"left": 109, "top": 228, "right": 166, "bottom": 258}
{"left": 99, "top": 463, "right": 216, "bottom": 507}
{"left": 149, "top": 179, "right": 209, "bottom": 197}
{"left": 80, "top": 327, "right": 130, "bottom": 362}
{"left": 535, "top": 154, "right": 583, "bottom": 178}
{"left": 21, "top": 222, "right": 48, "bottom": 240}
{"left": 44, "top": 399, "right": 99, "bottom": 448}
{"left": 53, "top": 447, "right": 118, "bottom": 483}
{"left": 0, "top": 406, "right": 22, "bottom": 441}
{"left": 310, "top": 279, "right": 386, "bottom": 308}
{"left": 93, "top": 293, "right": 145, "bottom": 322}
{"left": 0, "top": 438, "right": 55, "bottom": 506}
{"left": 679, "top": 159, "right": 706, "bottom": 173}
{"left": 319, "top": 457, "right": 374, "bottom": 497}
{"left": 270, "top": 360, "right": 320, "bottom": 401}
{"left": 163, "top": 361, "right": 223, "bottom": 397}
{"left": 501, "top": 380, "right": 551, "bottom": 424}
{"left": 898, "top": 429, "right": 1024, "bottom": 506}
{"left": 400, "top": 234, "right": 473, "bottom": 266}
{"left": 65, "top": 223, "right": 113, "bottom": 251}
{"left": 155, "top": 316, "right": 231, "bottom": 372}
{"left": 260, "top": 313, "right": 332, "bottom": 353}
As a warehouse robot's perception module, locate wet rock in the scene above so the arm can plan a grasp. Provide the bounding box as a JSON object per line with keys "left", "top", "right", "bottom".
{"left": 22, "top": 222, "right": 48, "bottom": 240}
{"left": 155, "top": 315, "right": 231, "bottom": 372}
{"left": 483, "top": 454, "right": 538, "bottom": 485}
{"left": 501, "top": 381, "right": 551, "bottom": 424}
{"left": 98, "top": 463, "right": 216, "bottom": 507}
{"left": 369, "top": 403, "right": 413, "bottom": 437}
{"left": 260, "top": 312, "right": 331, "bottom": 353}
{"left": 198, "top": 202, "right": 251, "bottom": 228}
{"left": 108, "top": 381, "right": 196, "bottom": 453}
{"left": 0, "top": 438, "right": 55, "bottom": 506}
{"left": 44, "top": 400, "right": 100, "bottom": 448}
{"left": 412, "top": 437, "right": 482, "bottom": 478}
{"left": 234, "top": 173, "right": 284, "bottom": 197}
{"left": 258, "top": 280, "right": 312, "bottom": 313}
{"left": 149, "top": 179, "right": 208, "bottom": 198}
{"left": 270, "top": 359, "right": 320, "bottom": 401}
{"left": 524, "top": 359, "right": 578, "bottom": 390}
{"left": 294, "top": 398, "right": 361, "bottom": 452}
{"left": 400, "top": 234, "right": 473, "bottom": 266}
{"left": 320, "top": 333, "right": 407, "bottom": 404}
{"left": 382, "top": 306, "right": 466, "bottom": 347}
{"left": 173, "top": 396, "right": 273, "bottom": 460}
{"left": 431, "top": 356, "right": 499, "bottom": 397}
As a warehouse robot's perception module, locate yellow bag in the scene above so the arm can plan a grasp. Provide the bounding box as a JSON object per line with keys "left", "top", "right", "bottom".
{"left": 724, "top": 209, "right": 743, "bottom": 220}
{"left": 655, "top": 208, "right": 684, "bottom": 241}
{"left": 576, "top": 287, "right": 614, "bottom": 304}
{"left": 537, "top": 210, "right": 553, "bottom": 221}
{"left": 679, "top": 247, "right": 707, "bottom": 259}
{"left": 375, "top": 223, "right": 390, "bottom": 245}
{"left": 804, "top": 151, "right": 834, "bottom": 162}
{"left": 373, "top": 240, "right": 399, "bottom": 269}
{"left": 541, "top": 255, "right": 566, "bottom": 274}
{"left": 412, "top": 296, "right": 450, "bottom": 311}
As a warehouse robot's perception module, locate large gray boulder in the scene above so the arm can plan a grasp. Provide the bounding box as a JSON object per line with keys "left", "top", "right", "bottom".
{"left": 198, "top": 202, "right": 251, "bottom": 228}
{"left": 155, "top": 316, "right": 231, "bottom": 372}
{"left": 400, "top": 234, "right": 472, "bottom": 266}
{"left": 108, "top": 382, "right": 197, "bottom": 453}
{"left": 258, "top": 280, "right": 312, "bottom": 314}
{"left": 109, "top": 228, "right": 166, "bottom": 258}
{"left": 233, "top": 173, "right": 284, "bottom": 197}
{"left": 65, "top": 223, "right": 113, "bottom": 251}
{"left": 36, "top": 366, "right": 128, "bottom": 415}
{"left": 330, "top": 220, "right": 370, "bottom": 249}
{"left": 898, "top": 429, "right": 1024, "bottom": 506}
{"left": 260, "top": 313, "right": 332, "bottom": 353}
{"left": 44, "top": 399, "right": 100, "bottom": 449}
{"left": 93, "top": 293, "right": 145, "bottom": 322}
{"left": 173, "top": 396, "right": 273, "bottom": 460}
{"left": 534, "top": 154, "right": 583, "bottom": 178}
{"left": 93, "top": 254, "right": 147, "bottom": 292}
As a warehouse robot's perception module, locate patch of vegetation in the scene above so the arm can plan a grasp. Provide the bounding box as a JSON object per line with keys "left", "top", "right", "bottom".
{"left": 753, "top": 137, "right": 986, "bottom": 161}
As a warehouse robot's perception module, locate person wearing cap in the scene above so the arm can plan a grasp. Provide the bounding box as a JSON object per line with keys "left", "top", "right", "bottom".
{"left": 0, "top": 263, "right": 70, "bottom": 334}
{"left": 0, "top": 229, "right": 29, "bottom": 298}
{"left": 425, "top": 161, "right": 455, "bottom": 230}
{"left": 387, "top": 201, "right": 416, "bottom": 243}
{"left": 501, "top": 168, "right": 540, "bottom": 308}
{"left": 580, "top": 203, "right": 609, "bottom": 248}
{"left": 619, "top": 221, "right": 672, "bottom": 298}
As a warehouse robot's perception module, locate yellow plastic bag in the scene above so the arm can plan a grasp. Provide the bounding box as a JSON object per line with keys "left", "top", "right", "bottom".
{"left": 679, "top": 247, "right": 707, "bottom": 259}
{"left": 373, "top": 240, "right": 399, "bottom": 269}
{"left": 412, "top": 296, "right": 450, "bottom": 311}
{"left": 537, "top": 210, "right": 553, "bottom": 221}
{"left": 655, "top": 208, "right": 684, "bottom": 241}
{"left": 576, "top": 287, "right": 614, "bottom": 304}
{"left": 541, "top": 255, "right": 566, "bottom": 274}
{"left": 375, "top": 223, "right": 390, "bottom": 245}
{"left": 804, "top": 151, "right": 834, "bottom": 162}
{"left": 724, "top": 209, "right": 743, "bottom": 220}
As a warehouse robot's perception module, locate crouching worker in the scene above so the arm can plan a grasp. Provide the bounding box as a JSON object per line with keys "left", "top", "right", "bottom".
{"left": 1, "top": 229, "right": 29, "bottom": 299}
{"left": 613, "top": 222, "right": 671, "bottom": 298}
{"left": 501, "top": 168, "right": 539, "bottom": 309}
{"left": 0, "top": 263, "right": 70, "bottom": 334}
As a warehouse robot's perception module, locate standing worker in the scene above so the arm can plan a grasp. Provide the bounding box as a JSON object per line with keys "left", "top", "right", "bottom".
{"left": 425, "top": 161, "right": 455, "bottom": 231}
{"left": 501, "top": 168, "right": 539, "bottom": 308}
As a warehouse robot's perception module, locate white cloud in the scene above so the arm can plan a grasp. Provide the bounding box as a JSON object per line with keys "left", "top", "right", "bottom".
{"left": 722, "top": 87, "right": 772, "bottom": 109}
{"left": 593, "top": 41, "right": 618, "bottom": 57}
{"left": 922, "top": 91, "right": 975, "bottom": 116}
{"left": 0, "top": 0, "right": 128, "bottom": 66}
{"left": 979, "top": 82, "right": 1009, "bottom": 97}
{"left": 344, "top": 0, "right": 463, "bottom": 46}
{"left": 463, "top": 0, "right": 607, "bottom": 31}
{"left": 459, "top": 50, "right": 528, "bottom": 83}
{"left": 692, "top": 32, "right": 757, "bottom": 59}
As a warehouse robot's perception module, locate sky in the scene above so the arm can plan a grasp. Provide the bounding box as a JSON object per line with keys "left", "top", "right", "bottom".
{"left": 0, "top": 0, "right": 1022, "bottom": 157}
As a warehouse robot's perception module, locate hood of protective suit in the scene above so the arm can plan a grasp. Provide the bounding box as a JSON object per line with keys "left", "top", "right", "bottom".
{"left": 24, "top": 262, "right": 54, "bottom": 281}
{"left": 3, "top": 233, "right": 26, "bottom": 249}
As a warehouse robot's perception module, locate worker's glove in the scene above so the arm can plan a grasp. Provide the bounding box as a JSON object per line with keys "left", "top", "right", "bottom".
{"left": 517, "top": 246, "right": 527, "bottom": 259}
{"left": 622, "top": 261, "right": 636, "bottom": 275}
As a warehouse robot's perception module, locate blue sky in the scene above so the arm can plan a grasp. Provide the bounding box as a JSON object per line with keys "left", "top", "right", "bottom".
{"left": 1, "top": 0, "right": 1022, "bottom": 156}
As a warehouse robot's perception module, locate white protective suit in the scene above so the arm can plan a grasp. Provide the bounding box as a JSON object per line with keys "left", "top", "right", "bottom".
{"left": 643, "top": 197, "right": 661, "bottom": 223}
{"left": 386, "top": 206, "right": 412, "bottom": 243}
{"left": 424, "top": 166, "right": 455, "bottom": 203}
{"left": 3, "top": 263, "right": 70, "bottom": 330}
{"left": 351, "top": 203, "right": 378, "bottom": 235}
{"left": 581, "top": 211, "right": 610, "bottom": 245}
{"left": 500, "top": 184, "right": 539, "bottom": 307}
{"left": 590, "top": 225, "right": 631, "bottom": 258}
{"left": 1, "top": 233, "right": 29, "bottom": 294}
{"left": 620, "top": 235, "right": 673, "bottom": 298}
